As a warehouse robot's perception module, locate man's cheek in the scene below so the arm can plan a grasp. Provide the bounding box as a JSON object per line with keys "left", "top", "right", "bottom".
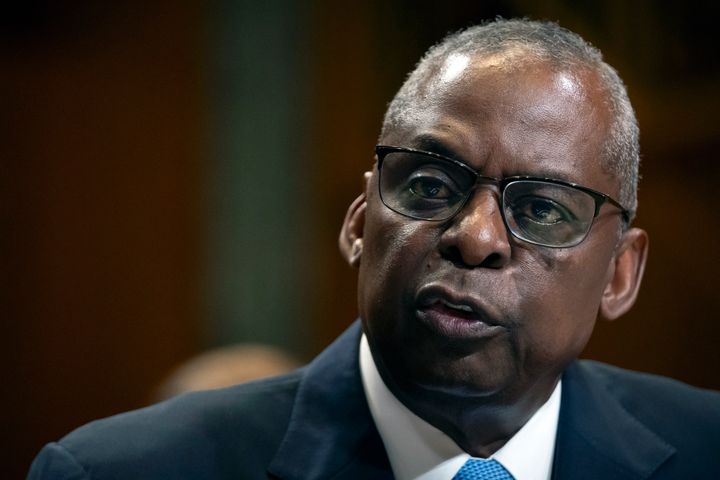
{"left": 366, "top": 221, "right": 430, "bottom": 277}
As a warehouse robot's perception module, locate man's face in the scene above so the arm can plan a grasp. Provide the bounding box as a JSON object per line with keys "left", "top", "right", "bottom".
{"left": 356, "top": 56, "right": 626, "bottom": 406}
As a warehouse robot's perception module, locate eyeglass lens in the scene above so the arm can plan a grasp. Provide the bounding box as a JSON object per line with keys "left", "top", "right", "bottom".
{"left": 379, "top": 150, "right": 600, "bottom": 247}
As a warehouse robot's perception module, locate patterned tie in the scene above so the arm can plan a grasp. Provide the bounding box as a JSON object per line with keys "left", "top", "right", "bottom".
{"left": 452, "top": 458, "right": 515, "bottom": 480}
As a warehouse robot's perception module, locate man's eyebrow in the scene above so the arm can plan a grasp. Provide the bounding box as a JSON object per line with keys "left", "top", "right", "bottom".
{"left": 516, "top": 169, "right": 577, "bottom": 183}
{"left": 411, "top": 134, "right": 460, "bottom": 160}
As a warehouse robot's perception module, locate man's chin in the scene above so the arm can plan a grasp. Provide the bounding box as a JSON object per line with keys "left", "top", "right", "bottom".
{"left": 389, "top": 360, "right": 516, "bottom": 402}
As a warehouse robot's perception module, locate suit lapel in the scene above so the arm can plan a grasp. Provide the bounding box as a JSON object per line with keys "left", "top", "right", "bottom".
{"left": 267, "top": 321, "right": 393, "bottom": 480}
{"left": 553, "top": 361, "right": 675, "bottom": 480}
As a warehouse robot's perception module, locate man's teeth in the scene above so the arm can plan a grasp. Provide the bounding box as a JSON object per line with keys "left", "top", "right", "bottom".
{"left": 440, "top": 299, "right": 474, "bottom": 312}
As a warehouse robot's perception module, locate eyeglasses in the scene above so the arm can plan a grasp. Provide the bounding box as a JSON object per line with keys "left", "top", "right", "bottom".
{"left": 376, "top": 145, "right": 631, "bottom": 248}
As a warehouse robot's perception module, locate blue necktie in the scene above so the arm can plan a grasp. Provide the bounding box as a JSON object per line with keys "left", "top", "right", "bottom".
{"left": 452, "top": 458, "right": 515, "bottom": 480}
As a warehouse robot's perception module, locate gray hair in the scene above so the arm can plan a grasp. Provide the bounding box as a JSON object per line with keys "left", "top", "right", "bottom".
{"left": 381, "top": 19, "right": 640, "bottom": 220}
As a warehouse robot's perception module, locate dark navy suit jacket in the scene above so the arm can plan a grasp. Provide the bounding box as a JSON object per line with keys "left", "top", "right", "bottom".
{"left": 28, "top": 322, "right": 720, "bottom": 479}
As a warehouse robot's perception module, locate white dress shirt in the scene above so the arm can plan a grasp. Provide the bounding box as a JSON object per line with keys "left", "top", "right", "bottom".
{"left": 359, "top": 334, "right": 561, "bottom": 480}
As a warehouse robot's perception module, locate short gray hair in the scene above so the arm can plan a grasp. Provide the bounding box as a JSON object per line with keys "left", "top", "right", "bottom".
{"left": 381, "top": 19, "right": 640, "bottom": 221}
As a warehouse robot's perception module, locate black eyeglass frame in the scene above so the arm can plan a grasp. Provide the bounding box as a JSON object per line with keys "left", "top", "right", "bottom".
{"left": 375, "top": 145, "right": 631, "bottom": 247}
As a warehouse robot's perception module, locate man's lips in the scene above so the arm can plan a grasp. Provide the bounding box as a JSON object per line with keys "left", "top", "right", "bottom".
{"left": 427, "top": 299, "right": 481, "bottom": 321}
{"left": 415, "top": 285, "right": 506, "bottom": 340}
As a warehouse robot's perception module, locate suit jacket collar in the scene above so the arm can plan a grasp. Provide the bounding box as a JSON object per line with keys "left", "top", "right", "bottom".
{"left": 268, "top": 321, "right": 676, "bottom": 480}
{"left": 268, "top": 321, "right": 392, "bottom": 480}
{"left": 553, "top": 361, "right": 675, "bottom": 479}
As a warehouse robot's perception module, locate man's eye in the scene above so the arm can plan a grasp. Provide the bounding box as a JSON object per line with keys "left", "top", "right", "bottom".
{"left": 514, "top": 197, "right": 575, "bottom": 225}
{"left": 408, "top": 176, "right": 454, "bottom": 199}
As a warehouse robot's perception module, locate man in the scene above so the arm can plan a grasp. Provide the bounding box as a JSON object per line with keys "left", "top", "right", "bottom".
{"left": 28, "top": 18, "right": 720, "bottom": 480}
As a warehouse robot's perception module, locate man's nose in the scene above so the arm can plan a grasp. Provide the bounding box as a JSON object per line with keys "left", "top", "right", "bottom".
{"left": 438, "top": 189, "right": 512, "bottom": 268}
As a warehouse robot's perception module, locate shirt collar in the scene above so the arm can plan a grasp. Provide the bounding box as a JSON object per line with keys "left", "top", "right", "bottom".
{"left": 359, "top": 333, "right": 561, "bottom": 480}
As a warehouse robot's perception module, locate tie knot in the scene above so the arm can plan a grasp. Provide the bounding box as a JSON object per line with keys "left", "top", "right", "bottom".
{"left": 452, "top": 458, "right": 515, "bottom": 480}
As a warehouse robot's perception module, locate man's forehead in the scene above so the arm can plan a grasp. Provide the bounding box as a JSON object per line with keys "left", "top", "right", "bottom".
{"left": 434, "top": 49, "right": 598, "bottom": 98}
{"left": 386, "top": 54, "right": 606, "bottom": 140}
{"left": 437, "top": 44, "right": 545, "bottom": 78}
{"left": 430, "top": 47, "right": 536, "bottom": 88}
{"left": 397, "top": 55, "right": 600, "bottom": 137}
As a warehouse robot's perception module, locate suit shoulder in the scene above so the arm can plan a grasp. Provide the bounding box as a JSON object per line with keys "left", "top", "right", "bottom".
{"left": 578, "top": 360, "right": 720, "bottom": 408}
{"left": 35, "top": 370, "right": 304, "bottom": 479}
{"left": 576, "top": 360, "right": 720, "bottom": 437}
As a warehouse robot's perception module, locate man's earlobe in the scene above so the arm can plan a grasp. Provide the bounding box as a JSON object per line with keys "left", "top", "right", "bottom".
{"left": 600, "top": 227, "right": 649, "bottom": 320}
{"left": 339, "top": 182, "right": 369, "bottom": 268}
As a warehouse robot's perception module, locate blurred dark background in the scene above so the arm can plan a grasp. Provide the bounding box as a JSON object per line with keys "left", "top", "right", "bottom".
{"left": 3, "top": 1, "right": 719, "bottom": 477}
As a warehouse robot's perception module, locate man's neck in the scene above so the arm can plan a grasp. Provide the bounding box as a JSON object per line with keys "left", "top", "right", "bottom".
{"left": 368, "top": 344, "right": 562, "bottom": 457}
{"left": 360, "top": 334, "right": 561, "bottom": 480}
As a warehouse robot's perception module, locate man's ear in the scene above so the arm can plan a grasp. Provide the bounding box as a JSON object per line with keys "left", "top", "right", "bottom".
{"left": 600, "top": 227, "right": 649, "bottom": 320}
{"left": 339, "top": 172, "right": 372, "bottom": 268}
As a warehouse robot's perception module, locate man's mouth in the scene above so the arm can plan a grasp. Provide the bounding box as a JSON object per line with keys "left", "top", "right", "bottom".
{"left": 415, "top": 285, "right": 505, "bottom": 340}
{"left": 431, "top": 298, "right": 479, "bottom": 321}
